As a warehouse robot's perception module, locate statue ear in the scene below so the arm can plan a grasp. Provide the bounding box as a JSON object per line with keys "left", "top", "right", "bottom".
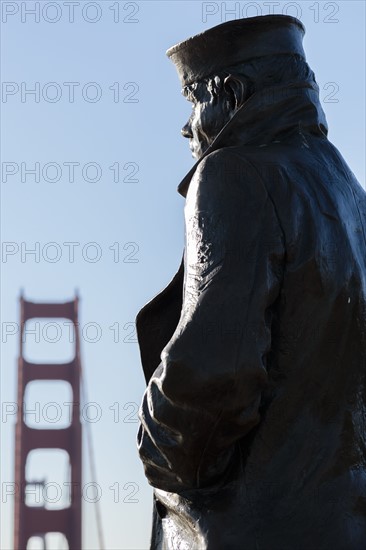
{"left": 223, "top": 75, "right": 249, "bottom": 111}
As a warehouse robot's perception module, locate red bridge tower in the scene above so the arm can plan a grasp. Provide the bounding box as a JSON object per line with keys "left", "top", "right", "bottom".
{"left": 13, "top": 294, "right": 82, "bottom": 549}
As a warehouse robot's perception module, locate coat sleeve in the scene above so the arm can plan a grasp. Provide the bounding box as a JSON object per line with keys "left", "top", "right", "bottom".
{"left": 137, "top": 149, "right": 285, "bottom": 493}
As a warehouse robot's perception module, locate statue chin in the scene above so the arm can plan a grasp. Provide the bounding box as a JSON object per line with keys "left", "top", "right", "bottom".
{"left": 190, "top": 140, "right": 210, "bottom": 160}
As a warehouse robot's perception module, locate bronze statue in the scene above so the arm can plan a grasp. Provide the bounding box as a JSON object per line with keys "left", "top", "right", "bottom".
{"left": 136, "top": 15, "right": 366, "bottom": 549}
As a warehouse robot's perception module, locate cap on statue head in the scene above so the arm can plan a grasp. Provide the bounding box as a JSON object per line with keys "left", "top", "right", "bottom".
{"left": 166, "top": 15, "right": 306, "bottom": 87}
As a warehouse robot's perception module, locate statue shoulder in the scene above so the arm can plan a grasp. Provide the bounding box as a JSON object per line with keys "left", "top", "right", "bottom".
{"left": 187, "top": 147, "right": 270, "bottom": 205}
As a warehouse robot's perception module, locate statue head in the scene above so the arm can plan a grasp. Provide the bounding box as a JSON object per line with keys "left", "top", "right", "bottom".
{"left": 167, "top": 15, "right": 312, "bottom": 159}
{"left": 180, "top": 72, "right": 250, "bottom": 159}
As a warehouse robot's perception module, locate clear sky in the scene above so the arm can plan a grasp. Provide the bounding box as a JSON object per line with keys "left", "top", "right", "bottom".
{"left": 1, "top": 1, "right": 365, "bottom": 549}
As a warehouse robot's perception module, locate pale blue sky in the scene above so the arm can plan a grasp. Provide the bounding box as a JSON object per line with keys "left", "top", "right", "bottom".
{"left": 1, "top": 1, "right": 365, "bottom": 549}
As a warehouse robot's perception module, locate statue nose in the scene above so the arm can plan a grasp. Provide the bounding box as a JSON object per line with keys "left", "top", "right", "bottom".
{"left": 181, "top": 122, "right": 193, "bottom": 138}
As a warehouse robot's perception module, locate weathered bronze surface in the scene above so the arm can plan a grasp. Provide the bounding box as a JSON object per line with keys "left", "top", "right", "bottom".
{"left": 136, "top": 15, "right": 366, "bottom": 549}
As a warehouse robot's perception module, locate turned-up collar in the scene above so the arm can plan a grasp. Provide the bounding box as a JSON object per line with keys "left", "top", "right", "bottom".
{"left": 177, "top": 81, "right": 328, "bottom": 198}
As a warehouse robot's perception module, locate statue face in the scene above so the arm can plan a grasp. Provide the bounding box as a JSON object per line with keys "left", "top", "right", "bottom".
{"left": 181, "top": 80, "right": 232, "bottom": 159}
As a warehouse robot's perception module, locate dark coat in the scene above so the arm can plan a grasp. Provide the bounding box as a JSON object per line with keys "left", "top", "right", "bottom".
{"left": 136, "top": 81, "right": 366, "bottom": 549}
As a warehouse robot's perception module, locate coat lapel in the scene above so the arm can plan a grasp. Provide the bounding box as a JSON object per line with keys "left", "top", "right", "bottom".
{"left": 136, "top": 253, "right": 185, "bottom": 383}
